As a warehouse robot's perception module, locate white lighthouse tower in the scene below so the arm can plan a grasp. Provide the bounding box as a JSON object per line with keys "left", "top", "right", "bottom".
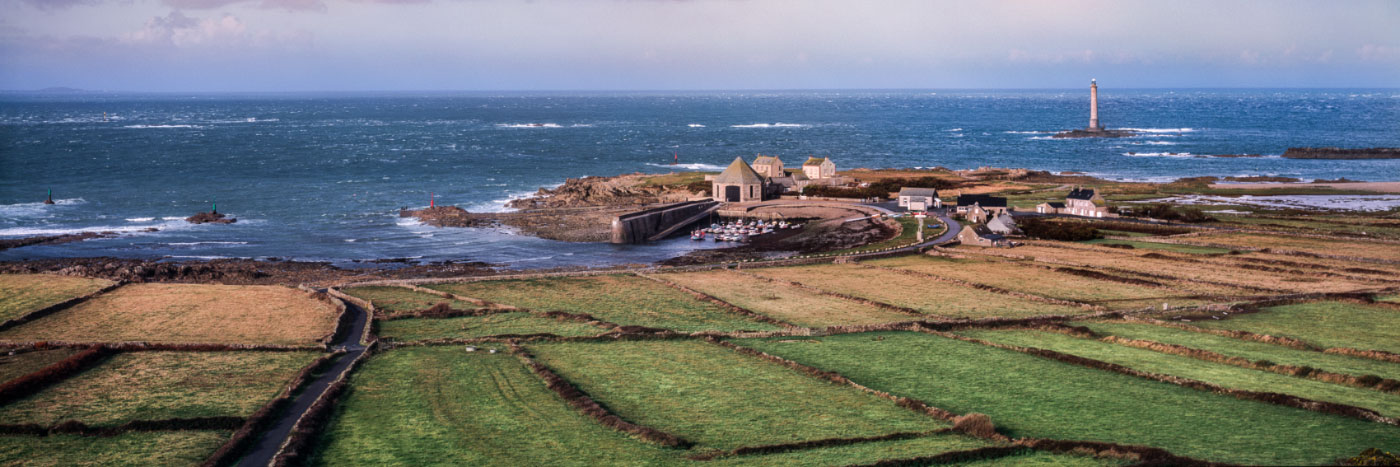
{"left": 1088, "top": 79, "right": 1103, "bottom": 131}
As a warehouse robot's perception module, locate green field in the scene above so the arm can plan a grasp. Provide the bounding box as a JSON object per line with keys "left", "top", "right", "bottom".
{"left": 1192, "top": 301, "right": 1400, "bottom": 353}
{"left": 0, "top": 348, "right": 80, "bottom": 384}
{"left": 312, "top": 346, "right": 678, "bottom": 466}
{"left": 1077, "top": 321, "right": 1400, "bottom": 382}
{"left": 0, "top": 431, "right": 230, "bottom": 466}
{"left": 0, "top": 274, "right": 113, "bottom": 322}
{"left": 957, "top": 328, "right": 1400, "bottom": 418}
{"left": 736, "top": 332, "right": 1400, "bottom": 465}
{"left": 0, "top": 351, "right": 318, "bottom": 426}
{"left": 340, "top": 286, "right": 481, "bottom": 315}
{"left": 376, "top": 312, "right": 609, "bottom": 341}
{"left": 1081, "top": 238, "right": 1234, "bottom": 254}
{"left": 427, "top": 275, "right": 782, "bottom": 332}
{"left": 752, "top": 264, "right": 1089, "bottom": 318}
{"left": 527, "top": 340, "right": 943, "bottom": 451}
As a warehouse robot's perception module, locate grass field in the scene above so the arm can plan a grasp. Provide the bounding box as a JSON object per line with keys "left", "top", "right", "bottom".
{"left": 340, "top": 286, "right": 480, "bottom": 315}
{"left": 527, "top": 340, "right": 943, "bottom": 451}
{"left": 1081, "top": 238, "right": 1234, "bottom": 255}
{"left": 736, "top": 332, "right": 1400, "bottom": 465}
{"left": 0, "top": 284, "right": 338, "bottom": 346}
{"left": 0, "top": 351, "right": 319, "bottom": 426}
{"left": 426, "top": 275, "right": 781, "bottom": 332}
{"left": 827, "top": 216, "right": 926, "bottom": 255}
{"left": 0, "top": 431, "right": 230, "bottom": 466}
{"left": 312, "top": 346, "right": 678, "bottom": 466}
{"left": 976, "top": 243, "right": 1372, "bottom": 293}
{"left": 653, "top": 270, "right": 918, "bottom": 327}
{"left": 864, "top": 255, "right": 1205, "bottom": 309}
{"left": 1178, "top": 233, "right": 1400, "bottom": 262}
{"left": 752, "top": 264, "right": 1090, "bottom": 318}
{"left": 1077, "top": 321, "right": 1400, "bottom": 382}
{"left": 0, "top": 274, "right": 113, "bottom": 322}
{"left": 957, "top": 328, "right": 1400, "bottom": 418}
{"left": 376, "top": 312, "right": 609, "bottom": 341}
{"left": 0, "top": 348, "right": 80, "bottom": 384}
{"left": 1192, "top": 301, "right": 1400, "bottom": 353}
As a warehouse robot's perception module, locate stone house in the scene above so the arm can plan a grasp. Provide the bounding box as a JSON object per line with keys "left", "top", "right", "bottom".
{"left": 1065, "top": 187, "right": 1109, "bottom": 218}
{"left": 986, "top": 212, "right": 1020, "bottom": 235}
{"left": 752, "top": 155, "right": 785, "bottom": 178}
{"left": 964, "top": 204, "right": 990, "bottom": 223}
{"left": 897, "top": 187, "right": 940, "bottom": 211}
{"left": 957, "top": 224, "right": 1009, "bottom": 247}
{"left": 712, "top": 157, "right": 766, "bottom": 203}
{"left": 1035, "top": 202, "right": 1065, "bottom": 214}
{"left": 952, "top": 195, "right": 1008, "bottom": 220}
{"left": 802, "top": 157, "right": 836, "bottom": 179}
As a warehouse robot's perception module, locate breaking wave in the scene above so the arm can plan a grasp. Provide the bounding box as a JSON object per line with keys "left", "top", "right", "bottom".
{"left": 730, "top": 123, "right": 809, "bottom": 128}
{"left": 124, "top": 124, "right": 202, "bottom": 129}
{"left": 1122, "top": 152, "right": 1195, "bottom": 157}
{"left": 646, "top": 162, "right": 725, "bottom": 171}
{"left": 1121, "top": 127, "right": 1196, "bottom": 133}
{"left": 688, "top": 124, "right": 706, "bottom": 128}
{"left": 496, "top": 123, "right": 562, "bottom": 128}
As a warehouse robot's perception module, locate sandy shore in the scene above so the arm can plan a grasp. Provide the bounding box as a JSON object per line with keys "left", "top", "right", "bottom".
{"left": 1209, "top": 181, "right": 1400, "bottom": 194}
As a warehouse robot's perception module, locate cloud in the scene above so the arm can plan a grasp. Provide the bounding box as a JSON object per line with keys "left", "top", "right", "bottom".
{"left": 18, "top": 0, "right": 104, "bottom": 10}
{"left": 120, "top": 10, "right": 249, "bottom": 47}
{"left": 164, "top": 0, "right": 327, "bottom": 11}
{"left": 1356, "top": 44, "right": 1400, "bottom": 63}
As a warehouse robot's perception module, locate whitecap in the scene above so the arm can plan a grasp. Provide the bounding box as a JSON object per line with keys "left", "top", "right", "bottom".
{"left": 730, "top": 123, "right": 809, "bottom": 128}
{"left": 1004, "top": 130, "right": 1050, "bottom": 134}
{"left": 125, "top": 217, "right": 155, "bottom": 222}
{"left": 646, "top": 162, "right": 725, "bottom": 171}
{"left": 124, "top": 124, "right": 201, "bottom": 129}
{"left": 1120, "top": 127, "right": 1196, "bottom": 133}
{"left": 688, "top": 123, "right": 706, "bottom": 128}
{"left": 1130, "top": 141, "right": 1177, "bottom": 146}
{"left": 496, "top": 123, "right": 562, "bottom": 128}
{"left": 1122, "top": 152, "right": 1195, "bottom": 157}
{"left": 944, "top": 128, "right": 963, "bottom": 132}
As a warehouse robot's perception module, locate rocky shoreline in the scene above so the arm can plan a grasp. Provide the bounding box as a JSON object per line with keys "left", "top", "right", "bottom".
{"left": 1281, "top": 147, "right": 1400, "bottom": 159}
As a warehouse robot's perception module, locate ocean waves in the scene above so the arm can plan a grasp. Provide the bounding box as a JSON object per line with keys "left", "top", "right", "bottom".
{"left": 645, "top": 162, "right": 725, "bottom": 171}
{"left": 730, "top": 123, "right": 809, "bottom": 128}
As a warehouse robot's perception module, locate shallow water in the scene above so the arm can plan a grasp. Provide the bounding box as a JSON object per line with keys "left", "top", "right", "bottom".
{"left": 1, "top": 89, "right": 1396, "bottom": 266}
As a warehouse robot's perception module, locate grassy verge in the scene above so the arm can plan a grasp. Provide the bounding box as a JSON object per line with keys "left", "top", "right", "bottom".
{"left": 427, "top": 275, "right": 781, "bottom": 332}
{"left": 0, "top": 284, "right": 338, "bottom": 346}
{"left": 1193, "top": 301, "right": 1400, "bottom": 353}
{"left": 527, "top": 340, "right": 943, "bottom": 451}
{"left": 0, "top": 351, "right": 320, "bottom": 426}
{"left": 1081, "top": 238, "right": 1234, "bottom": 255}
{"left": 340, "top": 286, "right": 479, "bottom": 315}
{"left": 0, "top": 430, "right": 230, "bottom": 466}
{"left": 0, "top": 274, "right": 113, "bottom": 322}
{"left": 957, "top": 328, "right": 1400, "bottom": 418}
{"left": 312, "top": 346, "right": 678, "bottom": 465}
{"left": 1076, "top": 321, "right": 1400, "bottom": 381}
{"left": 653, "top": 270, "right": 917, "bottom": 327}
{"left": 735, "top": 332, "right": 1400, "bottom": 465}
{"left": 377, "top": 312, "right": 608, "bottom": 341}
{"left": 753, "top": 264, "right": 1088, "bottom": 318}
{"left": 0, "top": 348, "right": 80, "bottom": 384}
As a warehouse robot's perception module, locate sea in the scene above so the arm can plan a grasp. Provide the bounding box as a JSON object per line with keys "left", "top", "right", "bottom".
{"left": 2, "top": 89, "right": 1397, "bottom": 268}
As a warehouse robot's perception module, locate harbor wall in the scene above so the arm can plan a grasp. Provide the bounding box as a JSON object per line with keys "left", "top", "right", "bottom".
{"left": 611, "top": 200, "right": 720, "bottom": 244}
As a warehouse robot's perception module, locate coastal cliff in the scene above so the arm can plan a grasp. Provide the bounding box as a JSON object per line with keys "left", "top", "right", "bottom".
{"left": 1281, "top": 147, "right": 1400, "bottom": 159}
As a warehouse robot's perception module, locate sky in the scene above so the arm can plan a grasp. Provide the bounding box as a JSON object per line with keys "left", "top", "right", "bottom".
{"left": 1, "top": 0, "right": 1397, "bottom": 91}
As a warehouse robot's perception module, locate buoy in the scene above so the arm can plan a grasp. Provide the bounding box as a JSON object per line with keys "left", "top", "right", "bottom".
{"left": 43, "top": 188, "right": 54, "bottom": 205}
{"left": 430, "top": 192, "right": 435, "bottom": 208}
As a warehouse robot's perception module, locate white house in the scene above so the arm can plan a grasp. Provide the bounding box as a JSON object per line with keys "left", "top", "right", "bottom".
{"left": 897, "top": 187, "right": 940, "bottom": 211}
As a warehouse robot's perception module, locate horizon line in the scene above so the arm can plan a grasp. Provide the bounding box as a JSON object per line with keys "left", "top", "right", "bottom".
{"left": 5, "top": 86, "right": 1399, "bottom": 94}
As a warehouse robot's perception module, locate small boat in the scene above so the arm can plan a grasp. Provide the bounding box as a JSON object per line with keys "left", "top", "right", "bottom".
{"left": 691, "top": 230, "right": 705, "bottom": 241}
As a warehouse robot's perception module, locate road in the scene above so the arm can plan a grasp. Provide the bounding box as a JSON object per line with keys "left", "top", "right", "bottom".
{"left": 237, "top": 299, "right": 370, "bottom": 467}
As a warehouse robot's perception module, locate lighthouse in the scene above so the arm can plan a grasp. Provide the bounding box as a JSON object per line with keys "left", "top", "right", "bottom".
{"left": 1089, "top": 79, "right": 1102, "bottom": 131}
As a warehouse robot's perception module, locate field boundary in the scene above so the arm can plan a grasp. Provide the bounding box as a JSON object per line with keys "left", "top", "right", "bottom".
{"left": 268, "top": 343, "right": 376, "bottom": 466}
{"left": 201, "top": 350, "right": 344, "bottom": 467}
{"left": 925, "top": 327, "right": 1400, "bottom": 426}
{"left": 634, "top": 272, "right": 800, "bottom": 329}
{"left": 946, "top": 244, "right": 1286, "bottom": 294}
{"left": 1098, "top": 335, "right": 1400, "bottom": 394}
{"left": 856, "top": 264, "right": 1102, "bottom": 311}
{"left": 688, "top": 429, "right": 947, "bottom": 461}
{"left": 0, "top": 346, "right": 111, "bottom": 406}
{"left": 0, "top": 281, "right": 126, "bottom": 333}
{"left": 508, "top": 343, "right": 693, "bottom": 448}
{"left": 0, "top": 416, "right": 243, "bottom": 437}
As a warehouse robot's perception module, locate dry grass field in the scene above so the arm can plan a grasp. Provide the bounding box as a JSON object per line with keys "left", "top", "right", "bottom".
{"left": 751, "top": 264, "right": 1090, "bottom": 319}
{"left": 0, "top": 274, "right": 113, "bottom": 322}
{"left": 964, "top": 243, "right": 1375, "bottom": 294}
{"left": 865, "top": 255, "right": 1209, "bottom": 309}
{"left": 427, "top": 275, "right": 782, "bottom": 332}
{"left": 0, "top": 283, "right": 338, "bottom": 345}
{"left": 0, "top": 351, "right": 319, "bottom": 426}
{"left": 1177, "top": 232, "right": 1400, "bottom": 262}
{"left": 653, "top": 270, "right": 919, "bottom": 327}
{"left": 376, "top": 312, "right": 611, "bottom": 341}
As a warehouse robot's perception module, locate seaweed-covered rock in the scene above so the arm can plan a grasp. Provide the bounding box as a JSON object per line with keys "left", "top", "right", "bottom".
{"left": 187, "top": 211, "right": 236, "bottom": 224}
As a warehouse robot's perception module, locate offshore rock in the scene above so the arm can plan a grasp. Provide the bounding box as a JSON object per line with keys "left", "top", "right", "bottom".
{"left": 1281, "top": 147, "right": 1400, "bottom": 159}
{"left": 1052, "top": 128, "right": 1138, "bottom": 138}
{"left": 187, "top": 211, "right": 236, "bottom": 224}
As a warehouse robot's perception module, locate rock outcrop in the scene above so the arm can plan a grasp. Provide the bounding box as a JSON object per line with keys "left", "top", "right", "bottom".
{"left": 507, "top": 173, "right": 694, "bottom": 210}
{"left": 187, "top": 211, "right": 236, "bottom": 224}
{"left": 1052, "top": 129, "right": 1138, "bottom": 138}
{"left": 1281, "top": 147, "right": 1400, "bottom": 159}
